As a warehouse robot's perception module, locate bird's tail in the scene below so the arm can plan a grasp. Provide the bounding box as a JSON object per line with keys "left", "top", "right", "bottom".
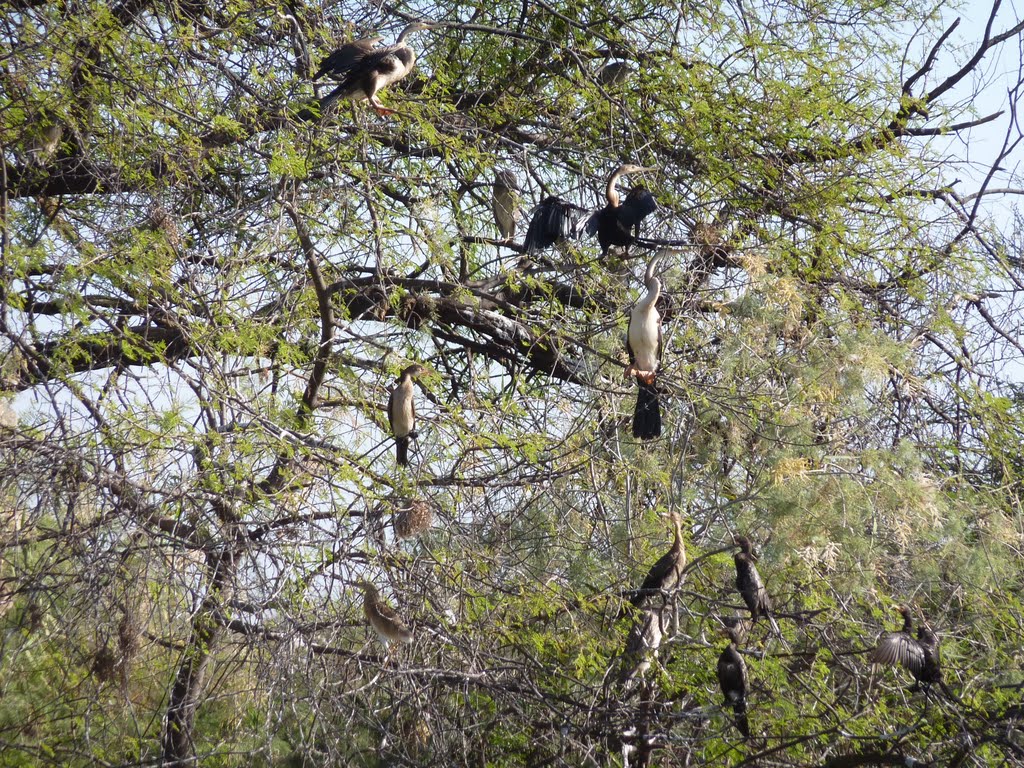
{"left": 633, "top": 380, "right": 661, "bottom": 439}
{"left": 733, "top": 700, "right": 749, "bottom": 738}
{"left": 396, "top": 437, "right": 410, "bottom": 467}
{"left": 319, "top": 80, "right": 353, "bottom": 113}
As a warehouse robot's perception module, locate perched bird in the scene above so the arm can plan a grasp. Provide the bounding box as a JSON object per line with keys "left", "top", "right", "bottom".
{"left": 870, "top": 605, "right": 942, "bottom": 691}
{"left": 523, "top": 196, "right": 587, "bottom": 254}
{"left": 491, "top": 169, "right": 521, "bottom": 240}
{"left": 733, "top": 535, "right": 781, "bottom": 635}
{"left": 627, "top": 511, "right": 685, "bottom": 608}
{"left": 320, "top": 21, "right": 436, "bottom": 115}
{"left": 618, "top": 607, "right": 664, "bottom": 690}
{"left": 597, "top": 60, "right": 634, "bottom": 86}
{"left": 625, "top": 254, "right": 663, "bottom": 439}
{"left": 584, "top": 164, "right": 658, "bottom": 256}
{"left": 717, "top": 624, "right": 750, "bottom": 738}
{"left": 25, "top": 116, "right": 62, "bottom": 165}
{"left": 387, "top": 364, "right": 426, "bottom": 467}
{"left": 358, "top": 579, "right": 413, "bottom": 647}
{"left": 393, "top": 497, "right": 433, "bottom": 539}
{"left": 312, "top": 34, "right": 383, "bottom": 80}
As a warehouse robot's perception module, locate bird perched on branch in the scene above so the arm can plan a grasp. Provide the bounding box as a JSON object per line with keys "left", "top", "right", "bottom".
{"left": 733, "top": 535, "right": 781, "bottom": 636}
{"left": 319, "top": 21, "right": 436, "bottom": 115}
{"left": 625, "top": 255, "right": 663, "bottom": 439}
{"left": 388, "top": 364, "right": 426, "bottom": 467}
{"left": 626, "top": 511, "right": 684, "bottom": 609}
{"left": 870, "top": 605, "right": 942, "bottom": 691}
{"left": 523, "top": 196, "right": 588, "bottom": 254}
{"left": 584, "top": 164, "right": 658, "bottom": 256}
{"left": 492, "top": 169, "right": 521, "bottom": 241}
{"left": 358, "top": 580, "right": 413, "bottom": 647}
{"left": 717, "top": 623, "right": 750, "bottom": 738}
{"left": 617, "top": 607, "right": 664, "bottom": 690}
{"left": 597, "top": 60, "right": 634, "bottom": 86}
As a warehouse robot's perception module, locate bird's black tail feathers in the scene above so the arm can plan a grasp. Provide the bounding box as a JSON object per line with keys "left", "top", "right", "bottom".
{"left": 633, "top": 380, "right": 661, "bottom": 439}
{"left": 729, "top": 698, "right": 749, "bottom": 738}
{"left": 396, "top": 437, "right": 410, "bottom": 466}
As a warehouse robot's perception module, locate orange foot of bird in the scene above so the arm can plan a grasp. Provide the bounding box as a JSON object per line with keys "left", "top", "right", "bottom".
{"left": 637, "top": 370, "right": 657, "bottom": 385}
{"left": 623, "top": 364, "right": 637, "bottom": 380}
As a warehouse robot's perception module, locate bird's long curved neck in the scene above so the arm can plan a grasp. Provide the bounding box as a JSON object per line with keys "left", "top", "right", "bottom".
{"left": 606, "top": 170, "right": 624, "bottom": 207}
{"left": 637, "top": 275, "right": 660, "bottom": 312}
{"left": 670, "top": 517, "right": 683, "bottom": 552}
{"left": 396, "top": 24, "right": 417, "bottom": 43}
{"left": 899, "top": 609, "right": 913, "bottom": 633}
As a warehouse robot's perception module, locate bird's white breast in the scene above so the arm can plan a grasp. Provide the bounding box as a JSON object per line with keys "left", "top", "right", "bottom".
{"left": 629, "top": 306, "right": 660, "bottom": 373}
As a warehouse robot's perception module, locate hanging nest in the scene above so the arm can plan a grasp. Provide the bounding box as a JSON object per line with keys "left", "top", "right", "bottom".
{"left": 393, "top": 498, "right": 434, "bottom": 540}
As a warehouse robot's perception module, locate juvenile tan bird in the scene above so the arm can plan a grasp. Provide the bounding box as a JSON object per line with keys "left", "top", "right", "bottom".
{"left": 358, "top": 580, "right": 413, "bottom": 647}
{"left": 491, "top": 169, "right": 521, "bottom": 240}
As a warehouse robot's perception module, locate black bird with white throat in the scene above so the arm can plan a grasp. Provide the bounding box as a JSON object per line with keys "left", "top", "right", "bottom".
{"left": 625, "top": 255, "right": 663, "bottom": 439}
{"left": 388, "top": 364, "right": 426, "bottom": 466}
{"left": 320, "top": 21, "right": 436, "bottom": 115}
{"left": 585, "top": 164, "right": 658, "bottom": 256}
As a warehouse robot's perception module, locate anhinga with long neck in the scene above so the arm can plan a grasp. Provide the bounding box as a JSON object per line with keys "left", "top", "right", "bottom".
{"left": 628, "top": 512, "right": 685, "bottom": 608}
{"left": 387, "top": 364, "right": 426, "bottom": 466}
{"left": 717, "top": 624, "right": 750, "bottom": 738}
{"left": 625, "top": 255, "right": 663, "bottom": 439}
{"left": 870, "top": 605, "right": 942, "bottom": 691}
{"left": 358, "top": 580, "right": 413, "bottom": 647}
{"left": 733, "top": 535, "right": 780, "bottom": 636}
{"left": 492, "top": 169, "right": 521, "bottom": 240}
{"left": 319, "top": 21, "right": 435, "bottom": 115}
{"left": 585, "top": 164, "right": 658, "bottom": 256}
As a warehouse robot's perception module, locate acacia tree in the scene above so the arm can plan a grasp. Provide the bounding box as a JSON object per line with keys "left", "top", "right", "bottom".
{"left": 1, "top": 0, "right": 1023, "bottom": 765}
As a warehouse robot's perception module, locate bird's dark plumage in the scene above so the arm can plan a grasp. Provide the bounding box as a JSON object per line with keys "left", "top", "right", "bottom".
{"left": 629, "top": 513, "right": 685, "bottom": 607}
{"left": 312, "top": 35, "right": 383, "bottom": 81}
{"left": 632, "top": 380, "right": 661, "bottom": 439}
{"left": 733, "top": 535, "right": 772, "bottom": 622}
{"left": 523, "top": 196, "right": 586, "bottom": 254}
{"left": 870, "top": 606, "right": 942, "bottom": 690}
{"left": 319, "top": 22, "right": 432, "bottom": 114}
{"left": 717, "top": 626, "right": 749, "bottom": 738}
{"left": 585, "top": 165, "right": 658, "bottom": 255}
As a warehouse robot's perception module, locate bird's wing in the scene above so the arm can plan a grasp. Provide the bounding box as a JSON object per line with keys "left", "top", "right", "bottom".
{"left": 387, "top": 386, "right": 396, "bottom": 433}
{"left": 636, "top": 552, "right": 674, "bottom": 596}
{"left": 625, "top": 330, "right": 635, "bottom": 365}
{"left": 656, "top": 322, "right": 663, "bottom": 363}
{"left": 314, "top": 39, "right": 377, "bottom": 79}
{"left": 584, "top": 209, "right": 602, "bottom": 236}
{"left": 621, "top": 186, "right": 658, "bottom": 227}
{"left": 871, "top": 632, "right": 925, "bottom": 676}
{"left": 524, "top": 198, "right": 563, "bottom": 253}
